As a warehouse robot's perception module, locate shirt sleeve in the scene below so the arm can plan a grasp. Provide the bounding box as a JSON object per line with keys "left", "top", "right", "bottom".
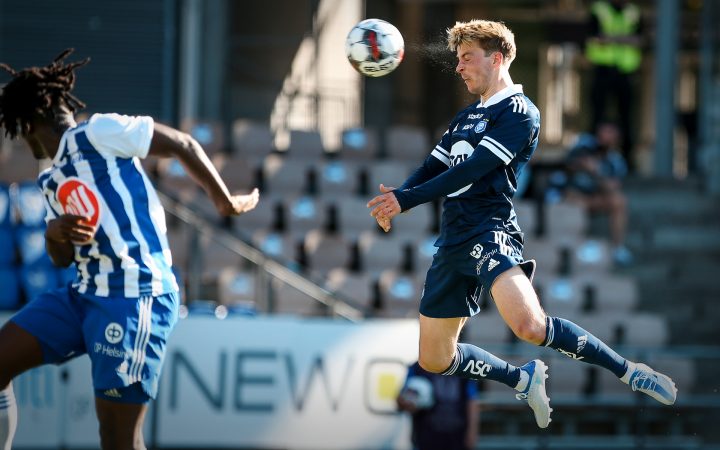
{"left": 85, "top": 113, "right": 155, "bottom": 159}
{"left": 393, "top": 108, "right": 536, "bottom": 211}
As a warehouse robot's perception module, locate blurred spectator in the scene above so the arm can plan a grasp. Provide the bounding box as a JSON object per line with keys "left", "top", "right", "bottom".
{"left": 397, "top": 361, "right": 481, "bottom": 450}
{"left": 585, "top": 0, "right": 644, "bottom": 171}
{"left": 563, "top": 123, "right": 632, "bottom": 266}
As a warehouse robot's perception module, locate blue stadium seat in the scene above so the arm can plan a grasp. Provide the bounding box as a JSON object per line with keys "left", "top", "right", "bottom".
{"left": 15, "top": 181, "right": 46, "bottom": 227}
{"left": 20, "top": 265, "right": 58, "bottom": 302}
{"left": 0, "top": 183, "right": 12, "bottom": 228}
{"left": 16, "top": 226, "right": 53, "bottom": 267}
{"left": 0, "top": 227, "right": 16, "bottom": 266}
{"left": 0, "top": 267, "right": 21, "bottom": 310}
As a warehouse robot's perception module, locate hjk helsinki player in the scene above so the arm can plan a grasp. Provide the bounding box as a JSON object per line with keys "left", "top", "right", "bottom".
{"left": 367, "top": 19, "right": 677, "bottom": 428}
{"left": 0, "top": 49, "right": 259, "bottom": 449}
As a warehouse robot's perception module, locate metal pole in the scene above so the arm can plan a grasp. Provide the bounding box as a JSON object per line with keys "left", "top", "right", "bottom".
{"left": 653, "top": 0, "right": 680, "bottom": 177}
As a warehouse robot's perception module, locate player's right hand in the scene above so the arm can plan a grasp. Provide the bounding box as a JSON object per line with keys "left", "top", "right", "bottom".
{"left": 225, "top": 188, "right": 260, "bottom": 215}
{"left": 46, "top": 214, "right": 97, "bottom": 245}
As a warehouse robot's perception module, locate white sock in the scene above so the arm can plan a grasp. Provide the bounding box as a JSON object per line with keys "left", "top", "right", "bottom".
{"left": 0, "top": 384, "right": 17, "bottom": 450}
{"left": 515, "top": 369, "right": 530, "bottom": 392}
{"left": 620, "top": 361, "right": 637, "bottom": 384}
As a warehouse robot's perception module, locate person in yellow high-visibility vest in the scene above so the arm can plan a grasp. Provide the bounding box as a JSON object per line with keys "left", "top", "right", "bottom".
{"left": 585, "top": 0, "right": 644, "bottom": 171}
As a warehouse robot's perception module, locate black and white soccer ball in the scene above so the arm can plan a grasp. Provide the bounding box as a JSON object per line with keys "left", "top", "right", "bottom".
{"left": 345, "top": 18, "right": 404, "bottom": 77}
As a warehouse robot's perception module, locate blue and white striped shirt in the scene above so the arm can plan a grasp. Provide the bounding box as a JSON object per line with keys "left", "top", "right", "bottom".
{"left": 37, "top": 113, "right": 178, "bottom": 298}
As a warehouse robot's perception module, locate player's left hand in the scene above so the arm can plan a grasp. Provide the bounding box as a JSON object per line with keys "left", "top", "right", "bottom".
{"left": 367, "top": 184, "right": 400, "bottom": 232}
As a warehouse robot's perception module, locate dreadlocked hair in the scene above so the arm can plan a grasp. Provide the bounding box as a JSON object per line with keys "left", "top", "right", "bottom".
{"left": 0, "top": 48, "right": 90, "bottom": 139}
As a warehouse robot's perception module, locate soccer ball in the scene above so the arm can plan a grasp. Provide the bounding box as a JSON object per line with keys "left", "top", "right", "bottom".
{"left": 401, "top": 376, "right": 435, "bottom": 409}
{"left": 345, "top": 18, "right": 404, "bottom": 77}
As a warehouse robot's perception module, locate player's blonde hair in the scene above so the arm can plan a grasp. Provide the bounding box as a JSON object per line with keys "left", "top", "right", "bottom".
{"left": 447, "top": 20, "right": 516, "bottom": 65}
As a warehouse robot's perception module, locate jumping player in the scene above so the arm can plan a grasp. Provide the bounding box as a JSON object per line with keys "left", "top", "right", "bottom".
{"left": 367, "top": 20, "right": 676, "bottom": 428}
{"left": 0, "top": 49, "right": 259, "bottom": 449}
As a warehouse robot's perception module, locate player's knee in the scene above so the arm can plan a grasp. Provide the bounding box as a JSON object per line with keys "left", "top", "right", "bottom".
{"left": 511, "top": 319, "right": 546, "bottom": 345}
{"left": 418, "top": 354, "right": 451, "bottom": 374}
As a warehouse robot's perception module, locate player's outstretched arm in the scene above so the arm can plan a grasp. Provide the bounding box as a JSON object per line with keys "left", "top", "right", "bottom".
{"left": 148, "top": 123, "right": 259, "bottom": 216}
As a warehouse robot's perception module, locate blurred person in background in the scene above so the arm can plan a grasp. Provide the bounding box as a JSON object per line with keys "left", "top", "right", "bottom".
{"left": 397, "top": 360, "right": 481, "bottom": 450}
{"left": 0, "top": 49, "right": 258, "bottom": 450}
{"left": 564, "top": 122, "right": 632, "bottom": 266}
{"left": 367, "top": 19, "right": 676, "bottom": 430}
{"left": 585, "top": 0, "right": 644, "bottom": 171}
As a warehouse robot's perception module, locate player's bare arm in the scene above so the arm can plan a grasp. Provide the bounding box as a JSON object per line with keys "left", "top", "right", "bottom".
{"left": 148, "top": 123, "right": 259, "bottom": 216}
{"left": 45, "top": 214, "right": 96, "bottom": 267}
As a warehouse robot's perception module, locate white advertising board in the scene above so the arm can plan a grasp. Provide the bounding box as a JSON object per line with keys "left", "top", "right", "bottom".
{"left": 1, "top": 313, "right": 418, "bottom": 449}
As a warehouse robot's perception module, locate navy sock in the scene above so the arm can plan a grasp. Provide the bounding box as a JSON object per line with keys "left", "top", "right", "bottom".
{"left": 542, "top": 316, "right": 627, "bottom": 377}
{"left": 442, "top": 343, "right": 521, "bottom": 389}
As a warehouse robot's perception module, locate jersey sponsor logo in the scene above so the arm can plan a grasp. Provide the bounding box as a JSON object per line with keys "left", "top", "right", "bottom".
{"left": 467, "top": 113, "right": 484, "bottom": 120}
{"left": 476, "top": 248, "right": 499, "bottom": 275}
{"left": 56, "top": 177, "right": 101, "bottom": 226}
{"left": 104, "top": 322, "right": 125, "bottom": 344}
{"left": 463, "top": 360, "right": 492, "bottom": 377}
{"left": 470, "top": 244, "right": 483, "bottom": 259}
{"left": 474, "top": 120, "right": 488, "bottom": 133}
{"left": 462, "top": 123, "right": 474, "bottom": 130}
{"left": 448, "top": 140, "right": 475, "bottom": 197}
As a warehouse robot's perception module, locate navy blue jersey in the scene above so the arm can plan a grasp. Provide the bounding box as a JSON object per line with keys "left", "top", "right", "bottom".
{"left": 394, "top": 85, "right": 540, "bottom": 247}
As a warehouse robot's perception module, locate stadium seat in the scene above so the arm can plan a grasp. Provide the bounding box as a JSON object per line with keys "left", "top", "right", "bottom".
{"left": 262, "top": 154, "right": 311, "bottom": 195}
{"left": 317, "top": 160, "right": 362, "bottom": 200}
{"left": 575, "top": 274, "right": 639, "bottom": 313}
{"left": 285, "top": 129, "right": 326, "bottom": 160}
{"left": 571, "top": 238, "right": 613, "bottom": 275}
{"left": 335, "top": 197, "right": 383, "bottom": 240}
{"left": 199, "top": 235, "right": 244, "bottom": 280}
{"left": 645, "top": 355, "right": 695, "bottom": 393}
{"left": 15, "top": 181, "right": 46, "bottom": 227}
{"left": 377, "top": 269, "right": 423, "bottom": 318}
{"left": 20, "top": 264, "right": 59, "bottom": 303}
{"left": 216, "top": 153, "right": 259, "bottom": 193}
{"left": 533, "top": 275, "right": 583, "bottom": 316}
{"left": 156, "top": 158, "right": 200, "bottom": 204}
{"left": 325, "top": 268, "right": 375, "bottom": 310}
{"left": 357, "top": 231, "right": 405, "bottom": 276}
{"left": 231, "top": 119, "right": 274, "bottom": 162}
{"left": 521, "top": 238, "right": 563, "bottom": 276}
{"left": 217, "top": 267, "right": 256, "bottom": 306}
{"left": 366, "top": 161, "right": 413, "bottom": 196}
{"left": 392, "top": 202, "right": 434, "bottom": 236}
{"left": 514, "top": 200, "right": 538, "bottom": 237}
{"left": 16, "top": 226, "right": 53, "bottom": 267}
{"left": 271, "top": 279, "right": 325, "bottom": 316}
{"left": 187, "top": 299, "right": 222, "bottom": 317}
{"left": 0, "top": 183, "right": 12, "bottom": 227}
{"left": 620, "top": 313, "right": 669, "bottom": 347}
{"left": 544, "top": 201, "right": 588, "bottom": 242}
{"left": 233, "top": 195, "right": 282, "bottom": 235}
{"left": 545, "top": 357, "right": 589, "bottom": 398}
{"left": 286, "top": 196, "right": 328, "bottom": 239}
{"left": 0, "top": 227, "right": 15, "bottom": 266}
{"left": 181, "top": 119, "right": 226, "bottom": 156}
{"left": 340, "top": 127, "right": 379, "bottom": 161}
{"left": 303, "top": 229, "right": 352, "bottom": 275}
{"left": 0, "top": 267, "right": 20, "bottom": 310}
{"left": 462, "top": 312, "right": 513, "bottom": 345}
{"left": 251, "top": 230, "right": 299, "bottom": 264}
{"left": 384, "top": 124, "right": 431, "bottom": 162}
{"left": 412, "top": 234, "right": 438, "bottom": 276}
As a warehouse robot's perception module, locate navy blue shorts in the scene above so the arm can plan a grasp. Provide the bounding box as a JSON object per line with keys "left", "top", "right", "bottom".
{"left": 11, "top": 286, "right": 179, "bottom": 402}
{"left": 420, "top": 229, "right": 536, "bottom": 318}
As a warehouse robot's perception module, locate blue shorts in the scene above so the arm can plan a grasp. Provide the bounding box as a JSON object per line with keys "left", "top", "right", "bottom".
{"left": 11, "top": 287, "right": 179, "bottom": 402}
{"left": 420, "top": 229, "right": 536, "bottom": 318}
